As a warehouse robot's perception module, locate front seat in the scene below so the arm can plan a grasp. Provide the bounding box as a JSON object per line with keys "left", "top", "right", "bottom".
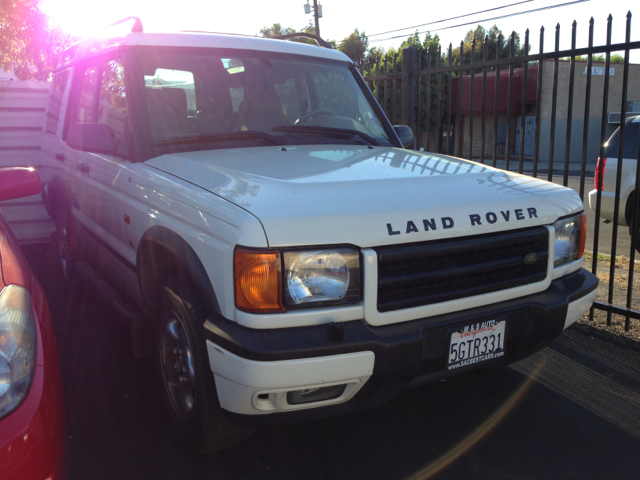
{"left": 238, "top": 85, "right": 288, "bottom": 132}
{"left": 146, "top": 88, "right": 194, "bottom": 140}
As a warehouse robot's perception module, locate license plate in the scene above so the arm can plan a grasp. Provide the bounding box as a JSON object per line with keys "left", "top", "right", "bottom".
{"left": 447, "top": 320, "right": 506, "bottom": 371}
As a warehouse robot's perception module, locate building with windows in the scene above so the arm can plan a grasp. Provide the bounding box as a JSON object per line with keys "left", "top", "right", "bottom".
{"left": 451, "top": 60, "right": 640, "bottom": 168}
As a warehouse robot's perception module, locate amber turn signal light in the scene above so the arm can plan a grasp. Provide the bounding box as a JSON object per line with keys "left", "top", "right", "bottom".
{"left": 578, "top": 211, "right": 587, "bottom": 259}
{"left": 234, "top": 248, "right": 284, "bottom": 313}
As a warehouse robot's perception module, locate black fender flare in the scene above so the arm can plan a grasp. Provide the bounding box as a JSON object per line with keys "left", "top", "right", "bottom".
{"left": 136, "top": 226, "right": 221, "bottom": 318}
{"left": 41, "top": 176, "right": 75, "bottom": 226}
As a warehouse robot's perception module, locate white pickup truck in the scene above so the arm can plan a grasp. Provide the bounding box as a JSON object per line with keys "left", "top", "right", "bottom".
{"left": 40, "top": 20, "right": 598, "bottom": 453}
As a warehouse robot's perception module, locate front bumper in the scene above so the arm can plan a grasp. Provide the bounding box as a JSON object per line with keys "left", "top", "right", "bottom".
{"left": 205, "top": 268, "right": 598, "bottom": 426}
{"left": 0, "top": 365, "right": 66, "bottom": 480}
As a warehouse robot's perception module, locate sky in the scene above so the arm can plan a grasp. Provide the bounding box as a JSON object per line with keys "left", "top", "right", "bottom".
{"left": 41, "top": 0, "right": 639, "bottom": 62}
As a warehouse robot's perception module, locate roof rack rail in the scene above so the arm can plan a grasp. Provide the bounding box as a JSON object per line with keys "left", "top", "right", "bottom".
{"left": 271, "top": 33, "right": 332, "bottom": 49}
{"left": 180, "top": 30, "right": 255, "bottom": 38}
{"left": 106, "top": 16, "right": 143, "bottom": 33}
{"left": 180, "top": 30, "right": 332, "bottom": 48}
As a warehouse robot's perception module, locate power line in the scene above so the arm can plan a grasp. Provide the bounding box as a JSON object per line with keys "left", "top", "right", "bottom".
{"left": 368, "top": 0, "right": 535, "bottom": 37}
{"left": 369, "top": 0, "right": 590, "bottom": 43}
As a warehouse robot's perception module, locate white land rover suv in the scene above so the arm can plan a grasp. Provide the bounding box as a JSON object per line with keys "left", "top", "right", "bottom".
{"left": 40, "top": 19, "right": 598, "bottom": 453}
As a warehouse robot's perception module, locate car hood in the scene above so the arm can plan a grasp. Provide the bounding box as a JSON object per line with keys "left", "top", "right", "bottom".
{"left": 146, "top": 145, "right": 584, "bottom": 248}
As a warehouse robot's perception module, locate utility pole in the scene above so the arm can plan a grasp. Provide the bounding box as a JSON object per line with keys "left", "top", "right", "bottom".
{"left": 313, "top": 0, "right": 320, "bottom": 38}
{"left": 304, "top": 1, "right": 323, "bottom": 38}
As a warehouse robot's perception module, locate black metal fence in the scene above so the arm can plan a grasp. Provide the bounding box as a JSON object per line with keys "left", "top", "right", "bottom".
{"left": 361, "top": 12, "right": 640, "bottom": 331}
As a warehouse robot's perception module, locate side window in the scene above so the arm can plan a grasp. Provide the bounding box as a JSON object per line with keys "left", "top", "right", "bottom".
{"left": 68, "top": 58, "right": 130, "bottom": 156}
{"left": 46, "top": 70, "right": 69, "bottom": 134}
{"left": 604, "top": 123, "right": 639, "bottom": 159}
{"left": 75, "top": 64, "right": 100, "bottom": 123}
{"left": 97, "top": 58, "right": 127, "bottom": 142}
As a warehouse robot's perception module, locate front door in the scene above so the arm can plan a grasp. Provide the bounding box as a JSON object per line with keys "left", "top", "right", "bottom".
{"left": 63, "top": 57, "right": 132, "bottom": 273}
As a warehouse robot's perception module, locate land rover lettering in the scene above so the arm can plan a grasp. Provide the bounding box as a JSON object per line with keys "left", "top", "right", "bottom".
{"left": 387, "top": 208, "right": 541, "bottom": 236}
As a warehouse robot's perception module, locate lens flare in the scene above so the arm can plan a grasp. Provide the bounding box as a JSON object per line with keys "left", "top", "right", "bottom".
{"left": 406, "top": 360, "right": 546, "bottom": 479}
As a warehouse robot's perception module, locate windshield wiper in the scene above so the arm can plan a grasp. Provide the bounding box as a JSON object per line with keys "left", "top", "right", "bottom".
{"left": 273, "top": 126, "right": 380, "bottom": 146}
{"left": 154, "top": 131, "right": 282, "bottom": 147}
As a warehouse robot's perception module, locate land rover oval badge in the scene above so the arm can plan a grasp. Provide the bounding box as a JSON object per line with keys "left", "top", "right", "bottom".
{"left": 523, "top": 252, "right": 538, "bottom": 266}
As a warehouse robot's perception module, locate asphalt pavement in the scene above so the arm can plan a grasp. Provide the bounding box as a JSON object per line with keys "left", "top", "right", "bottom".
{"left": 22, "top": 244, "right": 640, "bottom": 480}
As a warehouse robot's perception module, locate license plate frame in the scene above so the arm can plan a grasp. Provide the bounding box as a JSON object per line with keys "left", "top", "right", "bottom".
{"left": 447, "top": 319, "right": 507, "bottom": 371}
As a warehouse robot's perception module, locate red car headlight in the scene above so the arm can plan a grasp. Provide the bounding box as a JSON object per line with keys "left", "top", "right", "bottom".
{"left": 0, "top": 285, "right": 37, "bottom": 420}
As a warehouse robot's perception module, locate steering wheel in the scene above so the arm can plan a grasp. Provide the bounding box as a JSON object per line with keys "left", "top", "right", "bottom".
{"left": 295, "top": 109, "right": 337, "bottom": 126}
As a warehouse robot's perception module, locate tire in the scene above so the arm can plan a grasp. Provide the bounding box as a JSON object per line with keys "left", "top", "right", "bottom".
{"left": 155, "top": 279, "right": 254, "bottom": 454}
{"left": 631, "top": 208, "right": 640, "bottom": 254}
{"left": 51, "top": 221, "right": 75, "bottom": 283}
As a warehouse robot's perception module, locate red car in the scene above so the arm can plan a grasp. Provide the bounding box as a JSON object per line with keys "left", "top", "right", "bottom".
{"left": 0, "top": 168, "right": 65, "bottom": 479}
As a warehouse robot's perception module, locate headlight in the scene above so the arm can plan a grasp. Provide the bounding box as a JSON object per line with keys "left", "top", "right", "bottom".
{"left": 0, "top": 285, "right": 37, "bottom": 420}
{"left": 234, "top": 247, "right": 361, "bottom": 313}
{"left": 283, "top": 249, "right": 361, "bottom": 308}
{"left": 553, "top": 213, "right": 586, "bottom": 266}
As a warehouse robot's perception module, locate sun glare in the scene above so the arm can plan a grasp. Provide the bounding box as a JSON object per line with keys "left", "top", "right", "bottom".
{"left": 42, "top": 0, "right": 133, "bottom": 38}
{"left": 41, "top": 0, "right": 250, "bottom": 39}
{"left": 42, "top": 0, "right": 182, "bottom": 38}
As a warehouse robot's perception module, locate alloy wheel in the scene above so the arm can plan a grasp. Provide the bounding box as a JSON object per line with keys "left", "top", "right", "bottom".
{"left": 159, "top": 310, "right": 197, "bottom": 420}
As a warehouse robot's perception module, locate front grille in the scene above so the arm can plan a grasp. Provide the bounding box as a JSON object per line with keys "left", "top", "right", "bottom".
{"left": 375, "top": 226, "right": 549, "bottom": 312}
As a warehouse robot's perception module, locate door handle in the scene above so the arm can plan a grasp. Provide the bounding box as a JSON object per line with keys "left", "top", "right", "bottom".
{"left": 76, "top": 163, "right": 90, "bottom": 173}
{"left": 55, "top": 153, "right": 65, "bottom": 161}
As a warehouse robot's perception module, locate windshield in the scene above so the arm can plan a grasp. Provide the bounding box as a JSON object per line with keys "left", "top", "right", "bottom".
{"left": 138, "top": 49, "right": 394, "bottom": 155}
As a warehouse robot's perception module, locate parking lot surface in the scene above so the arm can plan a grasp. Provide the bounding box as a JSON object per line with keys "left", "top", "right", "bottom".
{"left": 23, "top": 245, "right": 640, "bottom": 480}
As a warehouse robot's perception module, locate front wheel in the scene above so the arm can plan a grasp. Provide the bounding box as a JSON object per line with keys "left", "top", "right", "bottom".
{"left": 631, "top": 208, "right": 640, "bottom": 254}
{"left": 155, "top": 280, "right": 254, "bottom": 454}
{"left": 50, "top": 221, "right": 75, "bottom": 283}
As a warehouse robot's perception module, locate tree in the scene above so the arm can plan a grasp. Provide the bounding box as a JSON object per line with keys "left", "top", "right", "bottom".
{"left": 363, "top": 31, "right": 445, "bottom": 127}
{"left": 568, "top": 54, "right": 625, "bottom": 63}
{"left": 0, "top": 0, "right": 70, "bottom": 80}
{"left": 259, "top": 23, "right": 295, "bottom": 38}
{"left": 259, "top": 22, "right": 318, "bottom": 46}
{"left": 338, "top": 29, "right": 368, "bottom": 63}
{"left": 449, "top": 25, "right": 527, "bottom": 74}
{"left": 367, "top": 45, "right": 385, "bottom": 59}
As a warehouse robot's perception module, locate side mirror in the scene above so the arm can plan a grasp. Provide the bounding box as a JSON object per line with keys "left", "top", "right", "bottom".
{"left": 393, "top": 125, "right": 414, "bottom": 149}
{"left": 0, "top": 168, "right": 42, "bottom": 202}
{"left": 66, "top": 122, "right": 116, "bottom": 155}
